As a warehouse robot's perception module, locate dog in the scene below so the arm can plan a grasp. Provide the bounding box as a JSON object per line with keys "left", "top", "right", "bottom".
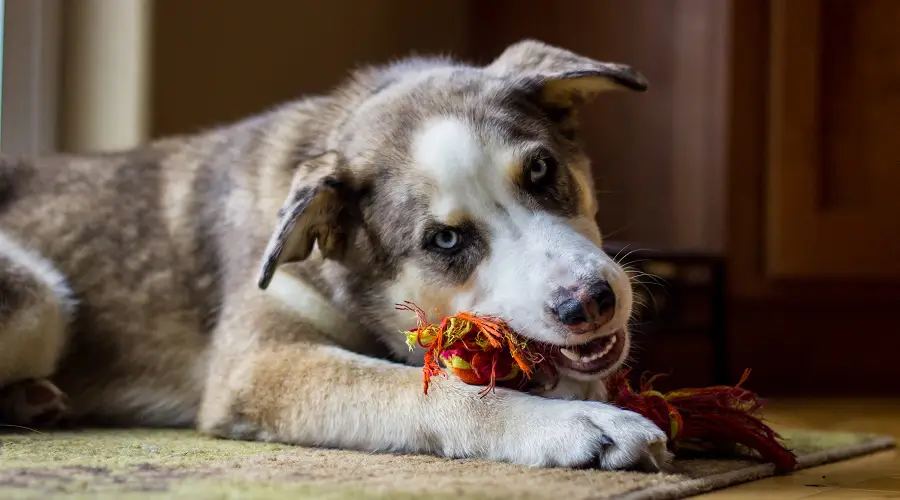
{"left": 0, "top": 39, "right": 670, "bottom": 470}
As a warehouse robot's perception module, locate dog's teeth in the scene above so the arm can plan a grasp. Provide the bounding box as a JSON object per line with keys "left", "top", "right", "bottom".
{"left": 560, "top": 348, "right": 581, "bottom": 362}
{"left": 562, "top": 334, "right": 619, "bottom": 364}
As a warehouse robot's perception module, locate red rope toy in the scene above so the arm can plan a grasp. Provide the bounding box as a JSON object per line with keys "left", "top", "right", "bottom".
{"left": 398, "top": 302, "right": 798, "bottom": 472}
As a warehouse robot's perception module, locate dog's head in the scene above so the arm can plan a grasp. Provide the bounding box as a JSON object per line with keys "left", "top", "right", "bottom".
{"left": 257, "top": 40, "right": 647, "bottom": 381}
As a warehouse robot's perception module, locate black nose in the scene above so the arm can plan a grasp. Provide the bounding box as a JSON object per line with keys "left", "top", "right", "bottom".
{"left": 555, "top": 281, "right": 617, "bottom": 326}
{"left": 556, "top": 297, "right": 589, "bottom": 325}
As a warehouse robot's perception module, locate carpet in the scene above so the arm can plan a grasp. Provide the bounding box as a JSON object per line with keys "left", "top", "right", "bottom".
{"left": 0, "top": 427, "right": 894, "bottom": 499}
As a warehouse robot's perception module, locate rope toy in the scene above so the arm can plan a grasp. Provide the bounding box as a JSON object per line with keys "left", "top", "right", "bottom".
{"left": 397, "top": 302, "right": 544, "bottom": 395}
{"left": 606, "top": 369, "right": 798, "bottom": 472}
{"left": 398, "top": 302, "right": 798, "bottom": 472}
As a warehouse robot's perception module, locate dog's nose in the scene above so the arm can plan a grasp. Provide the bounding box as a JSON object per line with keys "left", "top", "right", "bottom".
{"left": 554, "top": 281, "right": 617, "bottom": 327}
{"left": 556, "top": 297, "right": 589, "bottom": 326}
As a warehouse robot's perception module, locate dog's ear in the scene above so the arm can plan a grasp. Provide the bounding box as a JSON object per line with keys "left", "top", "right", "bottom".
{"left": 486, "top": 39, "right": 648, "bottom": 108}
{"left": 257, "top": 151, "right": 350, "bottom": 290}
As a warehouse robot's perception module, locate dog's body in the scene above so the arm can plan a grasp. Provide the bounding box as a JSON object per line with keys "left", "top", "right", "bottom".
{"left": 0, "top": 40, "right": 669, "bottom": 470}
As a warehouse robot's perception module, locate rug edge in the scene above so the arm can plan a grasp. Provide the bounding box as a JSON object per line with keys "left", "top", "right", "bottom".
{"left": 615, "top": 434, "right": 896, "bottom": 500}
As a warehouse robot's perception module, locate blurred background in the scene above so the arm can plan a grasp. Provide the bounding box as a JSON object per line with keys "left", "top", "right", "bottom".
{"left": 2, "top": 0, "right": 898, "bottom": 396}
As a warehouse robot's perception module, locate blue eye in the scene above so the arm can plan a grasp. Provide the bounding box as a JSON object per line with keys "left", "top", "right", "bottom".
{"left": 527, "top": 153, "right": 557, "bottom": 186}
{"left": 529, "top": 158, "right": 549, "bottom": 183}
{"left": 432, "top": 229, "right": 461, "bottom": 250}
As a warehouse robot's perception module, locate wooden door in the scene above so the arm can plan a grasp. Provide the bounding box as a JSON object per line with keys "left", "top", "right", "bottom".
{"left": 766, "top": 0, "right": 900, "bottom": 280}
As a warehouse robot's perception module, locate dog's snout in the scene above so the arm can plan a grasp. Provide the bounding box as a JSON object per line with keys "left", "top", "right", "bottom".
{"left": 553, "top": 280, "right": 617, "bottom": 329}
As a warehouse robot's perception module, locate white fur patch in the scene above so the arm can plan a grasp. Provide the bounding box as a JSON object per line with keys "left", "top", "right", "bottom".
{"left": 412, "top": 117, "right": 542, "bottom": 221}
{"left": 413, "top": 117, "right": 491, "bottom": 221}
{"left": 414, "top": 118, "right": 485, "bottom": 184}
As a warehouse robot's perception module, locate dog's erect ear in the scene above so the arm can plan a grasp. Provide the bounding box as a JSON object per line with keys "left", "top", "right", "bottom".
{"left": 486, "top": 39, "right": 648, "bottom": 108}
{"left": 257, "top": 152, "right": 350, "bottom": 290}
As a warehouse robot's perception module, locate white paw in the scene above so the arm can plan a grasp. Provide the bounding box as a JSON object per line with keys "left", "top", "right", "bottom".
{"left": 497, "top": 396, "right": 671, "bottom": 470}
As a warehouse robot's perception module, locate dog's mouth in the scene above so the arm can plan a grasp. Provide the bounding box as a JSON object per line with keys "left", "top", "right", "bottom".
{"left": 536, "top": 329, "right": 627, "bottom": 375}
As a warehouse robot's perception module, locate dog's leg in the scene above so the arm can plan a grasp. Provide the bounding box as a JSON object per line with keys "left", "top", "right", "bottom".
{"left": 199, "top": 297, "right": 670, "bottom": 470}
{"left": 0, "top": 233, "right": 73, "bottom": 426}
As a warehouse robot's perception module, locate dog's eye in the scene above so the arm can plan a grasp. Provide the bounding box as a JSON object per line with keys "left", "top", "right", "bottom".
{"left": 527, "top": 155, "right": 556, "bottom": 185}
{"left": 431, "top": 229, "right": 462, "bottom": 251}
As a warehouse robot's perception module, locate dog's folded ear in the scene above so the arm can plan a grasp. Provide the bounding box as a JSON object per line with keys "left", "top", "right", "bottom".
{"left": 486, "top": 39, "right": 648, "bottom": 108}
{"left": 257, "top": 151, "right": 350, "bottom": 290}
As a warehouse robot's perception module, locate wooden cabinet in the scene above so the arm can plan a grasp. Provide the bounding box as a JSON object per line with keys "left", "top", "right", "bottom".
{"left": 728, "top": 0, "right": 900, "bottom": 395}
{"left": 766, "top": 0, "right": 900, "bottom": 280}
{"left": 730, "top": 0, "right": 900, "bottom": 296}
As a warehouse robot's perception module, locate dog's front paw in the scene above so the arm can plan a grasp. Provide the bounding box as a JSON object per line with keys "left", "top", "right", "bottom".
{"left": 500, "top": 397, "right": 671, "bottom": 470}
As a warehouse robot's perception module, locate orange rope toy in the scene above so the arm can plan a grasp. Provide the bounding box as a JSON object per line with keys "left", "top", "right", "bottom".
{"left": 396, "top": 302, "right": 544, "bottom": 395}
{"left": 398, "top": 302, "right": 798, "bottom": 472}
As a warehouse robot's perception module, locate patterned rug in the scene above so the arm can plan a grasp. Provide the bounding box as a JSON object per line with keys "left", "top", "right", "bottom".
{"left": 0, "top": 427, "right": 894, "bottom": 499}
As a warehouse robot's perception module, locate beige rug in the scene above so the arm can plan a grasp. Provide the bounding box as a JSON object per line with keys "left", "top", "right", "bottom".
{"left": 0, "top": 427, "right": 894, "bottom": 499}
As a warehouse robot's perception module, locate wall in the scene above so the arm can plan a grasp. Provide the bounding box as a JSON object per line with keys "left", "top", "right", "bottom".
{"left": 150, "top": 0, "right": 471, "bottom": 138}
